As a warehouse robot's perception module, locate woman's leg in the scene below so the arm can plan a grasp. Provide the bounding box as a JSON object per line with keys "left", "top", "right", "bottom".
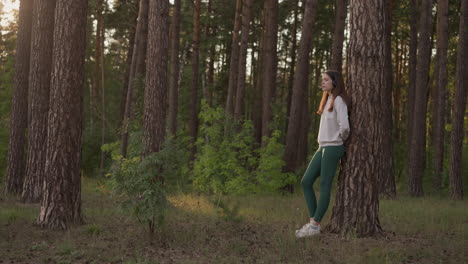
{"left": 301, "top": 147, "right": 322, "bottom": 218}
{"left": 313, "top": 145, "right": 344, "bottom": 222}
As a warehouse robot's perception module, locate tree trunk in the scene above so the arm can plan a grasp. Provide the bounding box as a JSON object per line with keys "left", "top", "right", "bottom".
{"left": 449, "top": 0, "right": 467, "bottom": 200}
{"left": 379, "top": 0, "right": 396, "bottom": 199}
{"left": 407, "top": 0, "right": 418, "bottom": 159}
{"left": 21, "top": 0, "right": 56, "bottom": 203}
{"left": 261, "top": 0, "right": 278, "bottom": 142}
{"left": 283, "top": 0, "right": 318, "bottom": 173}
{"left": 168, "top": 0, "right": 181, "bottom": 137}
{"left": 234, "top": 0, "right": 254, "bottom": 121}
{"left": 286, "top": 0, "right": 299, "bottom": 135}
{"left": 188, "top": 0, "right": 201, "bottom": 161}
{"left": 143, "top": 0, "right": 169, "bottom": 156}
{"left": 119, "top": 18, "right": 137, "bottom": 126}
{"left": 253, "top": 13, "right": 264, "bottom": 145}
{"left": 99, "top": 16, "right": 106, "bottom": 177}
{"left": 225, "top": 0, "right": 242, "bottom": 118}
{"left": 327, "top": 0, "right": 385, "bottom": 237}
{"left": 37, "top": 0, "right": 88, "bottom": 229}
{"left": 432, "top": 0, "right": 448, "bottom": 190}
{"left": 121, "top": 0, "right": 149, "bottom": 158}
{"left": 330, "top": 0, "right": 347, "bottom": 72}
{"left": 5, "top": 0, "right": 33, "bottom": 194}
{"left": 408, "top": 0, "right": 432, "bottom": 197}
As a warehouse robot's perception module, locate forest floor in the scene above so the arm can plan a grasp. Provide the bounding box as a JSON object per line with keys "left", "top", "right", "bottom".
{"left": 1, "top": 178, "right": 467, "bottom": 264}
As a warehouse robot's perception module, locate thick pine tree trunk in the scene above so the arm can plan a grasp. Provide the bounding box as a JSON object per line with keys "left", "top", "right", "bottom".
{"left": 253, "top": 13, "right": 264, "bottom": 145}
{"left": 168, "top": 0, "right": 181, "bottom": 137}
{"left": 379, "top": 0, "right": 396, "bottom": 199}
{"left": 225, "top": 0, "right": 242, "bottom": 118}
{"left": 432, "top": 0, "right": 448, "bottom": 190}
{"left": 330, "top": 0, "right": 347, "bottom": 72}
{"left": 143, "top": 0, "right": 169, "bottom": 156}
{"left": 188, "top": 0, "right": 201, "bottom": 161}
{"left": 234, "top": 0, "right": 254, "bottom": 121}
{"left": 21, "top": 0, "right": 56, "bottom": 203}
{"left": 283, "top": 0, "right": 318, "bottom": 173}
{"left": 327, "top": 0, "right": 385, "bottom": 237}
{"left": 37, "top": 0, "right": 88, "bottom": 229}
{"left": 449, "top": 0, "right": 467, "bottom": 200}
{"left": 261, "top": 0, "right": 278, "bottom": 142}
{"left": 408, "top": 0, "right": 432, "bottom": 197}
{"left": 121, "top": 0, "right": 149, "bottom": 158}
{"left": 5, "top": 0, "right": 33, "bottom": 194}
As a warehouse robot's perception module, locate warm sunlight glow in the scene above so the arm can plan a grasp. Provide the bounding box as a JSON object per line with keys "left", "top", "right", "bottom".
{"left": 0, "top": 0, "right": 19, "bottom": 27}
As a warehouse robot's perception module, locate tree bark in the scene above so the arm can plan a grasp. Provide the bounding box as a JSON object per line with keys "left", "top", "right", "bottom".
{"left": 119, "top": 17, "right": 137, "bottom": 127}
{"left": 379, "top": 0, "right": 396, "bottom": 199}
{"left": 283, "top": 0, "right": 318, "bottom": 173}
{"left": 37, "top": 0, "right": 88, "bottom": 229}
{"left": 5, "top": 0, "right": 33, "bottom": 194}
{"left": 188, "top": 0, "right": 201, "bottom": 161}
{"left": 225, "top": 0, "right": 242, "bottom": 118}
{"left": 261, "top": 0, "right": 279, "bottom": 142}
{"left": 168, "top": 0, "right": 181, "bottom": 137}
{"left": 432, "top": 0, "right": 448, "bottom": 190}
{"left": 407, "top": 0, "right": 418, "bottom": 160}
{"left": 120, "top": 0, "right": 149, "bottom": 158}
{"left": 234, "top": 0, "right": 254, "bottom": 121}
{"left": 330, "top": 0, "right": 347, "bottom": 72}
{"left": 327, "top": 0, "right": 385, "bottom": 237}
{"left": 143, "top": 0, "right": 169, "bottom": 156}
{"left": 21, "top": 0, "right": 56, "bottom": 203}
{"left": 286, "top": 0, "right": 299, "bottom": 135}
{"left": 408, "top": 0, "right": 432, "bottom": 197}
{"left": 449, "top": 0, "right": 467, "bottom": 200}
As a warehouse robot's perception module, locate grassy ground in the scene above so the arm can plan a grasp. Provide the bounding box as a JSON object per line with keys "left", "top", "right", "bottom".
{"left": 1, "top": 178, "right": 467, "bottom": 264}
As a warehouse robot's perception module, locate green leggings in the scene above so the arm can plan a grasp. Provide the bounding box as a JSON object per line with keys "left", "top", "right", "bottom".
{"left": 301, "top": 145, "right": 344, "bottom": 222}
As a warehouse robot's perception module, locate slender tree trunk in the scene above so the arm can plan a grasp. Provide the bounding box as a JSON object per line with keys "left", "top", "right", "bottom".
{"left": 432, "top": 0, "right": 448, "bottom": 190}
{"left": 121, "top": 0, "right": 149, "bottom": 158}
{"left": 119, "top": 0, "right": 139, "bottom": 127}
{"left": 449, "top": 0, "right": 467, "bottom": 200}
{"left": 99, "top": 16, "right": 106, "bottom": 177}
{"left": 261, "top": 0, "right": 279, "bottom": 142}
{"left": 330, "top": 0, "right": 347, "bottom": 72}
{"left": 407, "top": 0, "right": 418, "bottom": 166}
{"left": 253, "top": 13, "right": 264, "bottom": 145}
{"left": 225, "top": 0, "right": 242, "bottom": 118}
{"left": 234, "top": 0, "right": 254, "bottom": 121}
{"left": 21, "top": 0, "right": 56, "bottom": 203}
{"left": 286, "top": 0, "right": 299, "bottom": 134}
{"left": 5, "top": 0, "right": 33, "bottom": 194}
{"left": 207, "top": 0, "right": 215, "bottom": 107}
{"left": 37, "top": 0, "right": 88, "bottom": 229}
{"left": 188, "top": 0, "right": 201, "bottom": 161}
{"left": 408, "top": 0, "right": 432, "bottom": 197}
{"left": 168, "top": 0, "right": 181, "bottom": 137}
{"left": 143, "top": 0, "right": 169, "bottom": 156}
{"left": 327, "top": 0, "right": 385, "bottom": 236}
{"left": 283, "top": 0, "right": 318, "bottom": 173}
{"left": 379, "top": 0, "right": 396, "bottom": 198}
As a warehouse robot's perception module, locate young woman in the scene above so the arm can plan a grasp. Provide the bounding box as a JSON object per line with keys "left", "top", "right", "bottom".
{"left": 295, "top": 70, "right": 351, "bottom": 238}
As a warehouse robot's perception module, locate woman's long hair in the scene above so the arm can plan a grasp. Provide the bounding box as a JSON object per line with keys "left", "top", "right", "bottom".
{"left": 324, "top": 70, "right": 351, "bottom": 111}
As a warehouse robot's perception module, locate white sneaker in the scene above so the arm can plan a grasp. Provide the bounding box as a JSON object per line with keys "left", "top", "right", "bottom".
{"left": 295, "top": 222, "right": 320, "bottom": 238}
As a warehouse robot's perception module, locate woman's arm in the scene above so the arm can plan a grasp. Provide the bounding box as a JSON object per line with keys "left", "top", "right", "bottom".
{"left": 335, "top": 96, "right": 350, "bottom": 141}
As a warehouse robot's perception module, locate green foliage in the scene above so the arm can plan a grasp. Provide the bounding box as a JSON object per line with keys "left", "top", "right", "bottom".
{"left": 256, "top": 130, "right": 296, "bottom": 193}
{"left": 103, "top": 133, "right": 188, "bottom": 234}
{"left": 193, "top": 101, "right": 297, "bottom": 195}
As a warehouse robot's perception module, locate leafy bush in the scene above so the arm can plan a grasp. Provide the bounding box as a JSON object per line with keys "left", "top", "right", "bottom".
{"left": 103, "top": 133, "right": 188, "bottom": 234}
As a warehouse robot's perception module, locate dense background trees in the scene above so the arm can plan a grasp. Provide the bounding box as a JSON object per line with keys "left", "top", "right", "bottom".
{"left": 0, "top": 0, "right": 466, "bottom": 235}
